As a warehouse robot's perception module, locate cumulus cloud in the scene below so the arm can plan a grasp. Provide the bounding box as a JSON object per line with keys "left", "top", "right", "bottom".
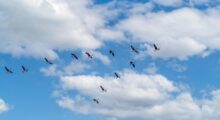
{"left": 56, "top": 71, "right": 179, "bottom": 118}
{"left": 144, "top": 63, "right": 158, "bottom": 74}
{"left": 57, "top": 96, "right": 75, "bottom": 111}
{"left": 167, "top": 61, "right": 187, "bottom": 72}
{"left": 2, "top": 0, "right": 220, "bottom": 60}
{"left": 0, "top": 0, "right": 119, "bottom": 59}
{"left": 54, "top": 71, "right": 220, "bottom": 120}
{"left": 129, "top": 2, "right": 154, "bottom": 15}
{"left": 91, "top": 51, "right": 111, "bottom": 65}
{"left": 117, "top": 7, "right": 220, "bottom": 60}
{"left": 80, "top": 50, "right": 111, "bottom": 65}
{"left": 40, "top": 61, "right": 90, "bottom": 76}
{"left": 63, "top": 61, "right": 91, "bottom": 75}
{"left": 0, "top": 99, "right": 9, "bottom": 114}
{"left": 40, "top": 64, "right": 61, "bottom": 76}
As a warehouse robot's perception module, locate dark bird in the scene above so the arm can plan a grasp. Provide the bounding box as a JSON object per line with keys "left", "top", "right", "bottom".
{"left": 44, "top": 57, "right": 53, "bottom": 65}
{"left": 85, "top": 52, "right": 92, "bottom": 59}
{"left": 153, "top": 44, "right": 160, "bottom": 51}
{"left": 4, "top": 66, "right": 13, "bottom": 73}
{"left": 109, "top": 50, "right": 115, "bottom": 57}
{"left": 100, "top": 86, "right": 107, "bottom": 92}
{"left": 71, "top": 53, "right": 78, "bottom": 60}
{"left": 21, "top": 65, "right": 28, "bottom": 72}
{"left": 114, "top": 72, "right": 120, "bottom": 79}
{"left": 130, "top": 45, "right": 139, "bottom": 54}
{"left": 93, "top": 98, "right": 99, "bottom": 104}
{"left": 130, "top": 61, "right": 135, "bottom": 68}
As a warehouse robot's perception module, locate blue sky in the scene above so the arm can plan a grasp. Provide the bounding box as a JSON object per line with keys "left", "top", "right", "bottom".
{"left": 1, "top": 0, "right": 220, "bottom": 120}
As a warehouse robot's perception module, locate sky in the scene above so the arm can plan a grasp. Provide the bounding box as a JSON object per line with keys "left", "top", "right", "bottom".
{"left": 2, "top": 0, "right": 220, "bottom": 120}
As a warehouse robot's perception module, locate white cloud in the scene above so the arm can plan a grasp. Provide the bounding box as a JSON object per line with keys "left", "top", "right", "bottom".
{"left": 117, "top": 7, "right": 220, "bottom": 60}
{"left": 1, "top": 0, "right": 220, "bottom": 61}
{"left": 40, "top": 64, "right": 62, "bottom": 76}
{"left": 0, "top": 99, "right": 9, "bottom": 114}
{"left": 63, "top": 61, "right": 91, "bottom": 75}
{"left": 0, "top": 0, "right": 118, "bottom": 59}
{"left": 129, "top": 2, "right": 154, "bottom": 15}
{"left": 96, "top": 28, "right": 125, "bottom": 41}
{"left": 57, "top": 96, "right": 75, "bottom": 111}
{"left": 55, "top": 71, "right": 220, "bottom": 120}
{"left": 144, "top": 63, "right": 158, "bottom": 74}
{"left": 167, "top": 61, "right": 187, "bottom": 72}
{"left": 40, "top": 61, "right": 90, "bottom": 76}
{"left": 92, "top": 51, "right": 111, "bottom": 65}
{"left": 57, "top": 71, "right": 180, "bottom": 118}
{"left": 80, "top": 50, "right": 111, "bottom": 65}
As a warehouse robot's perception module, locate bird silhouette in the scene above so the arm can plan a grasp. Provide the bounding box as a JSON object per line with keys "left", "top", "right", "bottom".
{"left": 130, "top": 61, "right": 135, "bottom": 68}
{"left": 114, "top": 72, "right": 120, "bottom": 79}
{"left": 130, "top": 45, "right": 139, "bottom": 54}
{"left": 93, "top": 98, "right": 99, "bottom": 104}
{"left": 100, "top": 86, "right": 107, "bottom": 92}
{"left": 44, "top": 58, "right": 53, "bottom": 65}
{"left": 21, "top": 65, "right": 28, "bottom": 72}
{"left": 109, "top": 50, "right": 115, "bottom": 57}
{"left": 4, "top": 66, "right": 13, "bottom": 73}
{"left": 71, "top": 53, "right": 78, "bottom": 60}
{"left": 153, "top": 44, "right": 160, "bottom": 51}
{"left": 85, "top": 52, "right": 92, "bottom": 59}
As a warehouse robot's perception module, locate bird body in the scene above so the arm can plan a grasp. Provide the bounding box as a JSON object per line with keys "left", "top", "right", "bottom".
{"left": 85, "top": 52, "right": 92, "bottom": 59}
{"left": 130, "top": 61, "right": 135, "bottom": 68}
{"left": 93, "top": 98, "right": 99, "bottom": 104}
{"left": 44, "top": 58, "right": 53, "bottom": 65}
{"left": 114, "top": 72, "right": 120, "bottom": 79}
{"left": 5, "top": 66, "right": 13, "bottom": 73}
{"left": 100, "top": 86, "right": 107, "bottom": 92}
{"left": 130, "top": 45, "right": 139, "bottom": 54}
{"left": 153, "top": 44, "right": 160, "bottom": 51}
{"left": 109, "top": 50, "right": 115, "bottom": 57}
{"left": 71, "top": 53, "right": 78, "bottom": 60}
{"left": 22, "top": 65, "right": 28, "bottom": 72}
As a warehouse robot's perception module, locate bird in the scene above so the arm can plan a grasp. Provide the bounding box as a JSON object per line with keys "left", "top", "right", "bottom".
{"left": 100, "top": 86, "right": 107, "bottom": 92}
{"left": 44, "top": 57, "right": 53, "bottom": 65}
{"left": 71, "top": 53, "right": 78, "bottom": 60}
{"left": 130, "top": 45, "right": 139, "bottom": 54}
{"left": 109, "top": 50, "right": 115, "bottom": 57}
{"left": 114, "top": 72, "right": 120, "bottom": 79}
{"left": 130, "top": 61, "right": 135, "bottom": 68}
{"left": 153, "top": 44, "right": 160, "bottom": 51}
{"left": 21, "top": 65, "right": 28, "bottom": 72}
{"left": 93, "top": 98, "right": 99, "bottom": 104}
{"left": 4, "top": 66, "right": 13, "bottom": 73}
{"left": 85, "top": 52, "right": 92, "bottom": 59}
